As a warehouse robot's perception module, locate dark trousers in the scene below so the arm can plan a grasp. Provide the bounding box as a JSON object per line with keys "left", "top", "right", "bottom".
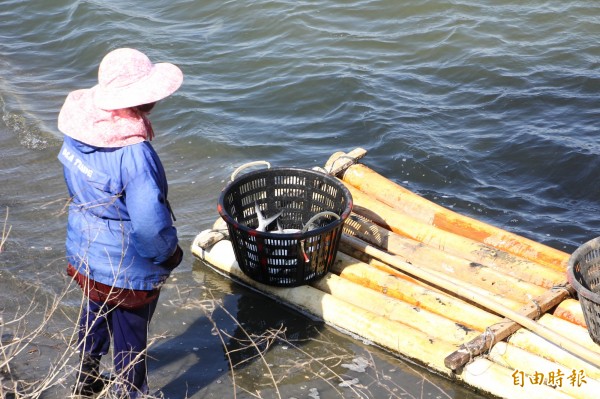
{"left": 78, "top": 295, "right": 159, "bottom": 398}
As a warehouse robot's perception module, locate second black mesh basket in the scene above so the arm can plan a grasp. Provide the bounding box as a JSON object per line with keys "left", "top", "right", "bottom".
{"left": 567, "top": 236, "right": 600, "bottom": 345}
{"left": 218, "top": 167, "right": 353, "bottom": 287}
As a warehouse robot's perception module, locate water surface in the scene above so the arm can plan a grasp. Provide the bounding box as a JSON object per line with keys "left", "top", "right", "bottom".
{"left": 1, "top": 1, "right": 599, "bottom": 397}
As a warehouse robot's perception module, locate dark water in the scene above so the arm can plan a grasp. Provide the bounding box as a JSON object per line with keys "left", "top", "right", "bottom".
{"left": 1, "top": 0, "right": 599, "bottom": 397}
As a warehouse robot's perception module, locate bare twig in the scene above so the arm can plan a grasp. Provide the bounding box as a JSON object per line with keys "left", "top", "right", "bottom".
{"left": 1, "top": 206, "right": 12, "bottom": 253}
{"left": 0, "top": 272, "right": 166, "bottom": 399}
{"left": 196, "top": 295, "right": 239, "bottom": 399}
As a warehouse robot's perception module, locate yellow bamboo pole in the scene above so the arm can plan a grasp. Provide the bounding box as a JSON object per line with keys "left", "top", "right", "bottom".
{"left": 312, "top": 272, "right": 480, "bottom": 346}
{"left": 444, "top": 284, "right": 574, "bottom": 371}
{"left": 339, "top": 242, "right": 527, "bottom": 311}
{"left": 345, "top": 184, "right": 568, "bottom": 281}
{"left": 342, "top": 234, "right": 600, "bottom": 370}
{"left": 554, "top": 299, "right": 587, "bottom": 328}
{"left": 337, "top": 161, "right": 569, "bottom": 271}
{"left": 191, "top": 231, "right": 589, "bottom": 399}
{"left": 331, "top": 252, "right": 503, "bottom": 330}
{"left": 191, "top": 237, "right": 459, "bottom": 374}
{"left": 508, "top": 316, "right": 600, "bottom": 380}
{"left": 487, "top": 342, "right": 599, "bottom": 399}
{"left": 538, "top": 315, "right": 600, "bottom": 358}
{"left": 341, "top": 214, "right": 554, "bottom": 303}
{"left": 460, "top": 358, "right": 574, "bottom": 399}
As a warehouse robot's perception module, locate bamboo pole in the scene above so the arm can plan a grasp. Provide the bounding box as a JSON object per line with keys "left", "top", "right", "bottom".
{"left": 327, "top": 150, "right": 582, "bottom": 324}
{"left": 341, "top": 234, "right": 600, "bottom": 370}
{"left": 537, "top": 315, "right": 600, "bottom": 358}
{"left": 191, "top": 237, "right": 459, "bottom": 374}
{"left": 344, "top": 214, "right": 562, "bottom": 303}
{"left": 460, "top": 358, "right": 574, "bottom": 399}
{"left": 444, "top": 284, "right": 574, "bottom": 371}
{"left": 345, "top": 183, "right": 567, "bottom": 283}
{"left": 336, "top": 159, "right": 569, "bottom": 271}
{"left": 331, "top": 252, "right": 503, "bottom": 330}
{"left": 191, "top": 231, "right": 590, "bottom": 398}
{"left": 339, "top": 242, "right": 526, "bottom": 311}
{"left": 554, "top": 299, "right": 587, "bottom": 328}
{"left": 312, "top": 271, "right": 480, "bottom": 346}
{"left": 508, "top": 319, "right": 600, "bottom": 380}
{"left": 488, "top": 341, "right": 600, "bottom": 399}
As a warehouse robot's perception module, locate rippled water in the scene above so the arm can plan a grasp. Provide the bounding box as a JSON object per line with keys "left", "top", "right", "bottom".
{"left": 1, "top": 0, "right": 599, "bottom": 397}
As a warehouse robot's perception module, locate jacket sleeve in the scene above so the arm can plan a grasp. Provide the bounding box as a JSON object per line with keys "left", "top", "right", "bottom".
{"left": 123, "top": 148, "right": 180, "bottom": 265}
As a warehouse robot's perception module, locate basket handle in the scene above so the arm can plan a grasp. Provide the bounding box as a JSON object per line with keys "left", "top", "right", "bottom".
{"left": 302, "top": 211, "right": 340, "bottom": 233}
{"left": 298, "top": 211, "right": 342, "bottom": 263}
{"left": 230, "top": 161, "right": 271, "bottom": 181}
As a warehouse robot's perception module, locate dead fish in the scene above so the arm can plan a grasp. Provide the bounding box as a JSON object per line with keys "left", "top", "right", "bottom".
{"left": 255, "top": 202, "right": 282, "bottom": 232}
{"left": 276, "top": 220, "right": 301, "bottom": 234}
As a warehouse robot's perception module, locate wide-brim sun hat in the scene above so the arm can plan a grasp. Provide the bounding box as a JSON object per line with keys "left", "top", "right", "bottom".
{"left": 58, "top": 89, "right": 152, "bottom": 147}
{"left": 58, "top": 48, "right": 183, "bottom": 147}
{"left": 92, "top": 48, "right": 183, "bottom": 110}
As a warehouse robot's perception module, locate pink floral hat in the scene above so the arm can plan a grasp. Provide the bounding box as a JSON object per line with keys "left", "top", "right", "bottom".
{"left": 58, "top": 48, "right": 183, "bottom": 147}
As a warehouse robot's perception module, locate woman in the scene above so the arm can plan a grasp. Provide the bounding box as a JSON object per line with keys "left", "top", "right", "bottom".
{"left": 57, "top": 48, "right": 184, "bottom": 398}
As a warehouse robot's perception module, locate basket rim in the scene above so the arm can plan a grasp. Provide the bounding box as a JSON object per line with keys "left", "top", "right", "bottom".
{"left": 216, "top": 166, "right": 353, "bottom": 239}
{"left": 567, "top": 236, "right": 600, "bottom": 303}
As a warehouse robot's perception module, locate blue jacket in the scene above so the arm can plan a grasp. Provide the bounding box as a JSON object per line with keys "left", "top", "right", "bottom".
{"left": 58, "top": 135, "right": 179, "bottom": 290}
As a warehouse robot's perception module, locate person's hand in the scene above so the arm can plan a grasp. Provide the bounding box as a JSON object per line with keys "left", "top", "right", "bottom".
{"left": 162, "top": 245, "right": 183, "bottom": 269}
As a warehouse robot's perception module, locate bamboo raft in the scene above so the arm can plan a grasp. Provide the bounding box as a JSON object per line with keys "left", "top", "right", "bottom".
{"left": 191, "top": 148, "right": 600, "bottom": 399}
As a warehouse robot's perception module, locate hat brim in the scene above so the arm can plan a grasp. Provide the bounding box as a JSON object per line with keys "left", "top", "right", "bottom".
{"left": 58, "top": 89, "right": 151, "bottom": 147}
{"left": 93, "top": 62, "right": 183, "bottom": 111}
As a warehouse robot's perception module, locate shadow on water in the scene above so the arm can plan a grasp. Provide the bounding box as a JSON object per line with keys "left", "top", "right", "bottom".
{"left": 148, "top": 254, "right": 487, "bottom": 399}
{"left": 148, "top": 258, "right": 329, "bottom": 399}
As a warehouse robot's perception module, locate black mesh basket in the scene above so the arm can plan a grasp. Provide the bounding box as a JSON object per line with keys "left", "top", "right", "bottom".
{"left": 218, "top": 167, "right": 353, "bottom": 287}
{"left": 567, "top": 236, "right": 600, "bottom": 345}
